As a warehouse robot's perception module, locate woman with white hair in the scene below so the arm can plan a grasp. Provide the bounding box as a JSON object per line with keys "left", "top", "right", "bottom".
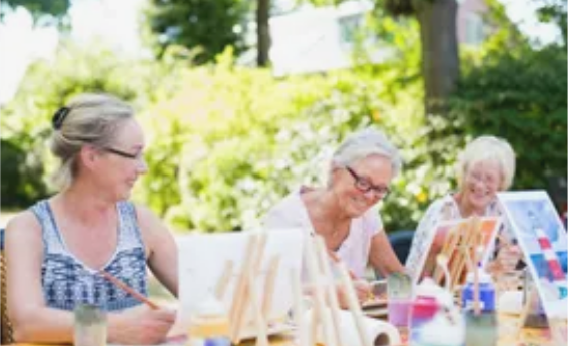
{"left": 263, "top": 128, "right": 406, "bottom": 302}
{"left": 406, "top": 135, "right": 520, "bottom": 275}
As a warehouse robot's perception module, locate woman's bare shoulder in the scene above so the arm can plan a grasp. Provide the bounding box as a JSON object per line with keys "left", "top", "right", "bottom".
{"left": 5, "top": 210, "right": 43, "bottom": 244}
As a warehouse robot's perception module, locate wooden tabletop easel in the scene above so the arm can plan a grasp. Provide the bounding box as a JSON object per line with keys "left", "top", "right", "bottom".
{"left": 432, "top": 217, "right": 483, "bottom": 292}
{"left": 291, "top": 235, "right": 372, "bottom": 346}
{"left": 213, "top": 232, "right": 281, "bottom": 346}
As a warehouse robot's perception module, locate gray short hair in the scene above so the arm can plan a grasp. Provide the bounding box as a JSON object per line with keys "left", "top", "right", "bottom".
{"left": 457, "top": 135, "right": 516, "bottom": 191}
{"left": 332, "top": 128, "right": 402, "bottom": 178}
{"left": 50, "top": 93, "right": 134, "bottom": 189}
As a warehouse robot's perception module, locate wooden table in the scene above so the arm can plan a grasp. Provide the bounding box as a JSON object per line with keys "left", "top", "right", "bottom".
{"left": 240, "top": 313, "right": 556, "bottom": 346}
{"left": 12, "top": 313, "right": 556, "bottom": 346}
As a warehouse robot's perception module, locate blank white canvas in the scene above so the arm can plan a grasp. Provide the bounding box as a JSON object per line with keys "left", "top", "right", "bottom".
{"left": 177, "top": 228, "right": 305, "bottom": 330}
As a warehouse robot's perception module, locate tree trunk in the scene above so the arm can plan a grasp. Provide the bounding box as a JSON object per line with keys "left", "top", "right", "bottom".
{"left": 256, "top": 0, "right": 271, "bottom": 67}
{"left": 416, "top": 0, "right": 459, "bottom": 116}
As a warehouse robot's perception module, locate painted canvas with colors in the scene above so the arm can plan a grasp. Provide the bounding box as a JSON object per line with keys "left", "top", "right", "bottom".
{"left": 498, "top": 190, "right": 568, "bottom": 320}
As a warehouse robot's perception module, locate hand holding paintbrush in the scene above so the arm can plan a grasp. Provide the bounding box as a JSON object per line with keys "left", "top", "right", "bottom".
{"left": 97, "top": 271, "right": 177, "bottom": 344}
{"left": 98, "top": 270, "right": 160, "bottom": 310}
{"left": 327, "top": 250, "right": 374, "bottom": 304}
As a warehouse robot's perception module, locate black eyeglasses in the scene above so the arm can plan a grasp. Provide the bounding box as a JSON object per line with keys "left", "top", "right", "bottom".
{"left": 345, "top": 166, "right": 390, "bottom": 199}
{"left": 102, "top": 147, "right": 142, "bottom": 161}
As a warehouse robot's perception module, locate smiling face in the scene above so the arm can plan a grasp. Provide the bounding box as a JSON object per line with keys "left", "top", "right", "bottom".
{"left": 87, "top": 118, "right": 148, "bottom": 201}
{"left": 330, "top": 154, "right": 393, "bottom": 218}
{"left": 461, "top": 159, "right": 503, "bottom": 213}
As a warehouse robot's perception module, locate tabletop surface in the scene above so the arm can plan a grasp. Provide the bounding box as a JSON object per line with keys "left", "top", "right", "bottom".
{"left": 12, "top": 313, "right": 556, "bottom": 346}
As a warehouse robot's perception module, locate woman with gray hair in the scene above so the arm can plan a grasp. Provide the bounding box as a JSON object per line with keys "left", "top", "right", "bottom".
{"left": 406, "top": 135, "right": 521, "bottom": 278}
{"left": 5, "top": 93, "right": 177, "bottom": 344}
{"left": 263, "top": 128, "right": 406, "bottom": 303}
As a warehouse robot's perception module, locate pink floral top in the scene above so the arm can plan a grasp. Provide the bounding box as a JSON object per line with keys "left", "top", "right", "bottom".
{"left": 405, "top": 193, "right": 510, "bottom": 282}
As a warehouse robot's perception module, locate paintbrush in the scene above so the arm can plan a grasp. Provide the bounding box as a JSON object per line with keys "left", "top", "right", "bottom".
{"left": 98, "top": 270, "right": 160, "bottom": 310}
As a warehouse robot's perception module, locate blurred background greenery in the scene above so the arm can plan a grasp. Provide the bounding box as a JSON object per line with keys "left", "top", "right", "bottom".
{"left": 0, "top": 0, "right": 567, "bottom": 233}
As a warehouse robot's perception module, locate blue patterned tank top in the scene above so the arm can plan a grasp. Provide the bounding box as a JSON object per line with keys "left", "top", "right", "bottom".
{"left": 31, "top": 200, "right": 148, "bottom": 312}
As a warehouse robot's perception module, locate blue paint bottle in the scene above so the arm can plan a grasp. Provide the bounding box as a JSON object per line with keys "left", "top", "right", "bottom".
{"left": 462, "top": 268, "right": 497, "bottom": 346}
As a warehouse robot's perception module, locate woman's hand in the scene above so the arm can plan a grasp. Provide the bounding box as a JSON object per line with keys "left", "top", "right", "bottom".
{"left": 498, "top": 244, "right": 523, "bottom": 270}
{"left": 337, "top": 279, "right": 372, "bottom": 308}
{"left": 109, "top": 305, "right": 177, "bottom": 345}
{"left": 353, "top": 280, "right": 373, "bottom": 304}
{"left": 487, "top": 243, "right": 523, "bottom": 275}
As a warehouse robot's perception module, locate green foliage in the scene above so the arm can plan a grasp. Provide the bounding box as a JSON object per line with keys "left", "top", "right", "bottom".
{"left": 449, "top": 44, "right": 567, "bottom": 191}
{"left": 143, "top": 0, "right": 249, "bottom": 65}
{"left": 133, "top": 48, "right": 431, "bottom": 232}
{"left": 0, "top": 138, "right": 47, "bottom": 207}
{"left": 2, "top": 19, "right": 566, "bottom": 234}
{"left": 534, "top": 0, "right": 567, "bottom": 44}
{"left": 0, "top": 41, "right": 184, "bottom": 205}
{"left": 1, "top": 0, "right": 70, "bottom": 25}
{"left": 479, "top": 0, "right": 529, "bottom": 54}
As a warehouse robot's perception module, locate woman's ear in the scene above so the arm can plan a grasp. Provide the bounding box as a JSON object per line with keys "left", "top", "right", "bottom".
{"left": 78, "top": 145, "right": 99, "bottom": 170}
{"left": 327, "top": 161, "right": 341, "bottom": 188}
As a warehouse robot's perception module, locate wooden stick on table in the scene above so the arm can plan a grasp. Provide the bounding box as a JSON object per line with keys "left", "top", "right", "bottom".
{"left": 447, "top": 221, "right": 469, "bottom": 288}
{"left": 451, "top": 218, "right": 480, "bottom": 289}
{"left": 232, "top": 233, "right": 268, "bottom": 344}
{"left": 215, "top": 259, "right": 234, "bottom": 300}
{"left": 315, "top": 237, "right": 343, "bottom": 346}
{"left": 304, "top": 235, "right": 333, "bottom": 346}
{"left": 262, "top": 255, "right": 280, "bottom": 319}
{"left": 434, "top": 223, "right": 461, "bottom": 285}
{"left": 472, "top": 243, "right": 483, "bottom": 316}
{"left": 291, "top": 268, "right": 309, "bottom": 346}
{"left": 229, "top": 234, "right": 258, "bottom": 342}
{"left": 463, "top": 243, "right": 481, "bottom": 316}
{"left": 247, "top": 267, "right": 269, "bottom": 346}
{"left": 336, "top": 262, "right": 371, "bottom": 346}
{"left": 328, "top": 249, "right": 358, "bottom": 280}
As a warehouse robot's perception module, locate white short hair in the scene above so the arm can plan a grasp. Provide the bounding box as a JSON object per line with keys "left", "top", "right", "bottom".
{"left": 457, "top": 135, "right": 516, "bottom": 191}
{"left": 332, "top": 128, "right": 402, "bottom": 178}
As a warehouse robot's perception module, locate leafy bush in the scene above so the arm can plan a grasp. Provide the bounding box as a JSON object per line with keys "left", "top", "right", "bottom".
{"left": 2, "top": 37, "right": 566, "bottom": 234}
{"left": 0, "top": 42, "right": 184, "bottom": 205}
{"left": 0, "top": 138, "right": 47, "bottom": 207}
{"left": 134, "top": 50, "right": 434, "bottom": 232}
{"left": 449, "top": 45, "right": 567, "bottom": 191}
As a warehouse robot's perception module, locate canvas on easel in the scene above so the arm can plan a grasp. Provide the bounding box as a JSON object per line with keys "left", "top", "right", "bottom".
{"left": 497, "top": 191, "right": 568, "bottom": 343}
{"left": 176, "top": 228, "right": 305, "bottom": 343}
{"left": 406, "top": 216, "right": 501, "bottom": 289}
{"left": 433, "top": 217, "right": 503, "bottom": 289}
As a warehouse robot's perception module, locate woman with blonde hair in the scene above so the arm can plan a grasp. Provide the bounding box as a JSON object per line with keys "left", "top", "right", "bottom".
{"left": 406, "top": 135, "right": 520, "bottom": 276}
{"left": 5, "top": 93, "right": 178, "bottom": 344}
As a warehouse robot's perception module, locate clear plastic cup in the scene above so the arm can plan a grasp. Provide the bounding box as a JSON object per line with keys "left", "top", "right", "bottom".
{"left": 73, "top": 304, "right": 106, "bottom": 346}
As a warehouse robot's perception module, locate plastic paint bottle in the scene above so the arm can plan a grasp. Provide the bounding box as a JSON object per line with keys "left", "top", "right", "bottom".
{"left": 462, "top": 268, "right": 497, "bottom": 346}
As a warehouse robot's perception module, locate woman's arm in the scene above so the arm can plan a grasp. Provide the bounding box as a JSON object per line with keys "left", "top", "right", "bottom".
{"left": 6, "top": 210, "right": 176, "bottom": 344}
{"left": 369, "top": 230, "right": 405, "bottom": 277}
{"left": 136, "top": 205, "right": 178, "bottom": 297}
{"left": 6, "top": 212, "right": 76, "bottom": 342}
